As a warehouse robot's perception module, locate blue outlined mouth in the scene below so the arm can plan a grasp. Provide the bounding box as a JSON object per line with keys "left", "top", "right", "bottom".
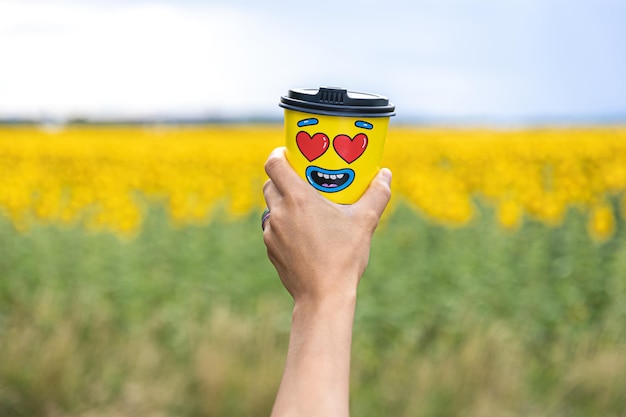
{"left": 305, "top": 166, "right": 355, "bottom": 193}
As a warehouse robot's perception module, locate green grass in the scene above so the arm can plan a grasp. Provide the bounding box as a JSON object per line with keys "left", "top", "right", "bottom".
{"left": 1, "top": 201, "right": 625, "bottom": 417}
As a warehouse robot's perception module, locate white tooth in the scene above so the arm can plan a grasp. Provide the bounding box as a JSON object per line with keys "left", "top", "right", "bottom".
{"left": 336, "top": 174, "right": 344, "bottom": 179}
{"left": 317, "top": 172, "right": 324, "bottom": 177}
{"left": 323, "top": 174, "right": 330, "bottom": 179}
{"left": 330, "top": 174, "right": 337, "bottom": 180}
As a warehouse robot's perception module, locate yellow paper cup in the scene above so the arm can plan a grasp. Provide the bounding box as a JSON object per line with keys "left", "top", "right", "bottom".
{"left": 279, "top": 87, "right": 395, "bottom": 204}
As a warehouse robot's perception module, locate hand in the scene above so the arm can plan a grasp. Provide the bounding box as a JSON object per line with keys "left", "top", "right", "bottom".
{"left": 262, "top": 147, "right": 392, "bottom": 304}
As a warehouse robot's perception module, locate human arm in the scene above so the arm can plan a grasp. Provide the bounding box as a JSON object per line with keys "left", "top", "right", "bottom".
{"left": 262, "top": 147, "right": 392, "bottom": 417}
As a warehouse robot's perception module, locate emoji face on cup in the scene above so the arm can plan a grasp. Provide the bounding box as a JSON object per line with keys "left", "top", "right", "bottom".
{"left": 283, "top": 109, "right": 390, "bottom": 204}
{"left": 280, "top": 87, "right": 395, "bottom": 204}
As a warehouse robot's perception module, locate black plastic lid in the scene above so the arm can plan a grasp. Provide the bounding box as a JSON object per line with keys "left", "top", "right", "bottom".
{"left": 280, "top": 87, "right": 396, "bottom": 117}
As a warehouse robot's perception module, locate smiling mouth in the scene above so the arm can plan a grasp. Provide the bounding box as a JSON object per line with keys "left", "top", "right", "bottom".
{"left": 305, "top": 166, "right": 355, "bottom": 193}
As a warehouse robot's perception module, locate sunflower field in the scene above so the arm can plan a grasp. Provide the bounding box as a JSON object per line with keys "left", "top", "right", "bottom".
{"left": 2, "top": 125, "right": 626, "bottom": 239}
{"left": 1, "top": 124, "right": 626, "bottom": 417}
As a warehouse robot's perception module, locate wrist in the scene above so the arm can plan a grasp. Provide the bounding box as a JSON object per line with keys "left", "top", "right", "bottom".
{"left": 292, "top": 291, "right": 357, "bottom": 321}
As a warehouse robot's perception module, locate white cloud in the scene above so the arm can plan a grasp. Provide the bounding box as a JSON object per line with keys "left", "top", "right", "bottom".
{"left": 0, "top": 0, "right": 624, "bottom": 122}
{"left": 0, "top": 1, "right": 296, "bottom": 118}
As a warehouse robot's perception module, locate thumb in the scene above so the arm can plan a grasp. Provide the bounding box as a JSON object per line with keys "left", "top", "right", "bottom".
{"left": 264, "top": 147, "right": 308, "bottom": 195}
{"left": 355, "top": 168, "right": 392, "bottom": 220}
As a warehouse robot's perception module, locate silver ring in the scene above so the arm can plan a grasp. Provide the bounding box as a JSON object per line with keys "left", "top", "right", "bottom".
{"left": 261, "top": 208, "right": 271, "bottom": 231}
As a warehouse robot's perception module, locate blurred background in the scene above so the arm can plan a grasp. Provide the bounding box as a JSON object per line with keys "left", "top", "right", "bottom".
{"left": 1, "top": 0, "right": 625, "bottom": 124}
{"left": 1, "top": 1, "right": 626, "bottom": 417}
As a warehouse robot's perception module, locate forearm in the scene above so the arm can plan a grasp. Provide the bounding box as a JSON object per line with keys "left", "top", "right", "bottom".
{"left": 271, "top": 292, "right": 357, "bottom": 417}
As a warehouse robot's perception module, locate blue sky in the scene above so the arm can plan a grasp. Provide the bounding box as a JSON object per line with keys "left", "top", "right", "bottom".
{"left": 0, "top": 0, "right": 624, "bottom": 123}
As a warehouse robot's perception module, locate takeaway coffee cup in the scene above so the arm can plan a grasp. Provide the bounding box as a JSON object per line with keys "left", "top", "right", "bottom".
{"left": 279, "top": 87, "right": 395, "bottom": 204}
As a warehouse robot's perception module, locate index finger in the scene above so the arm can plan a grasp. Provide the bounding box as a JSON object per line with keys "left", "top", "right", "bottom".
{"left": 353, "top": 167, "right": 393, "bottom": 223}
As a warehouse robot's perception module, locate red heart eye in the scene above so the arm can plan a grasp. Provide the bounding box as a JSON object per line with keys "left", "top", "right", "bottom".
{"left": 333, "top": 133, "right": 368, "bottom": 163}
{"left": 296, "top": 131, "right": 329, "bottom": 161}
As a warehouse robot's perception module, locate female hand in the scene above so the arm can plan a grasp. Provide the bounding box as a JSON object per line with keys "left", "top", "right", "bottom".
{"left": 262, "top": 146, "right": 392, "bottom": 304}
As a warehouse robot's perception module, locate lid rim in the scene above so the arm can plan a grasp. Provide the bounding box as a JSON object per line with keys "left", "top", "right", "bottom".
{"left": 279, "top": 86, "right": 395, "bottom": 117}
{"left": 279, "top": 101, "right": 396, "bottom": 117}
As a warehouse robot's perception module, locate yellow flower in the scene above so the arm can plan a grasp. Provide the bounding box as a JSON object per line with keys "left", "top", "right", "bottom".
{"left": 588, "top": 201, "right": 615, "bottom": 242}
{"left": 497, "top": 199, "right": 523, "bottom": 230}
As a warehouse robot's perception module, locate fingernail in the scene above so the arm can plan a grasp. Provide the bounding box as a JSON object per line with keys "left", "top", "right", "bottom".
{"left": 380, "top": 168, "right": 392, "bottom": 182}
